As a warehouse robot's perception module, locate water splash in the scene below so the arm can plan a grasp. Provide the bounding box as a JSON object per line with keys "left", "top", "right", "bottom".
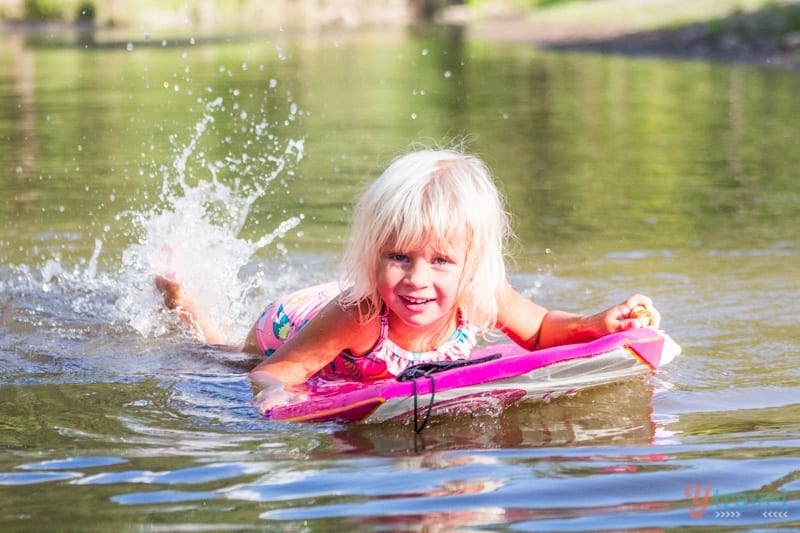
{"left": 0, "top": 90, "right": 305, "bottom": 386}
{"left": 117, "top": 96, "right": 306, "bottom": 345}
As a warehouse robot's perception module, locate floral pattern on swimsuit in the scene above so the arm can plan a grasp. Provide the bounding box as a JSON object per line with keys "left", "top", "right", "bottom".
{"left": 255, "top": 282, "right": 479, "bottom": 381}
{"left": 254, "top": 282, "right": 338, "bottom": 357}
{"left": 318, "top": 312, "right": 477, "bottom": 381}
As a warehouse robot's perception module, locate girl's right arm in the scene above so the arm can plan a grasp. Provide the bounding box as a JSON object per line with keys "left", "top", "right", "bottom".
{"left": 496, "top": 281, "right": 661, "bottom": 350}
{"left": 247, "top": 299, "right": 379, "bottom": 413}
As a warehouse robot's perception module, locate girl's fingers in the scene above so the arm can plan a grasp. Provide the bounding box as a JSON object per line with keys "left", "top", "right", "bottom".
{"left": 629, "top": 305, "right": 654, "bottom": 326}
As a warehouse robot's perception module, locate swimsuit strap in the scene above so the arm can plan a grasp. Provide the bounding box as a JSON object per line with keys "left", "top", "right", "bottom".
{"left": 373, "top": 306, "right": 477, "bottom": 363}
{"left": 320, "top": 302, "right": 480, "bottom": 381}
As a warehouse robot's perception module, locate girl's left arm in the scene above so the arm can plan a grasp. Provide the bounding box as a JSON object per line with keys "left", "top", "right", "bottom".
{"left": 497, "top": 281, "right": 661, "bottom": 350}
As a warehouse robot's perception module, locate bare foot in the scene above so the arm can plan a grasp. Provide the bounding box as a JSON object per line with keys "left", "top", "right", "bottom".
{"left": 155, "top": 274, "right": 201, "bottom": 335}
{"left": 154, "top": 274, "right": 226, "bottom": 345}
{"left": 155, "top": 275, "right": 183, "bottom": 310}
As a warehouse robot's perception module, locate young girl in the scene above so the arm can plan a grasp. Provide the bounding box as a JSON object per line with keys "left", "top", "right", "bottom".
{"left": 158, "top": 148, "right": 659, "bottom": 414}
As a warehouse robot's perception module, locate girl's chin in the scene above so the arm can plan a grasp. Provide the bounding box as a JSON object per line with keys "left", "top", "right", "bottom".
{"left": 394, "top": 301, "right": 435, "bottom": 318}
{"left": 389, "top": 307, "right": 452, "bottom": 329}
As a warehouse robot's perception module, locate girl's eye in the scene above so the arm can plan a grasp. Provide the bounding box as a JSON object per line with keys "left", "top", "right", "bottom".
{"left": 387, "top": 253, "right": 409, "bottom": 262}
{"left": 433, "top": 256, "right": 450, "bottom": 265}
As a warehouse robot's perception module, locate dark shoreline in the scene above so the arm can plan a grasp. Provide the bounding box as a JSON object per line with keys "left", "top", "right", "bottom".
{"left": 465, "top": 4, "right": 800, "bottom": 69}
{"left": 541, "top": 24, "right": 800, "bottom": 68}
{"left": 454, "top": 1, "right": 800, "bottom": 69}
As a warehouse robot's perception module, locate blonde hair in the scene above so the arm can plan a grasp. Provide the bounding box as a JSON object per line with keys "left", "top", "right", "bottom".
{"left": 339, "top": 148, "right": 511, "bottom": 333}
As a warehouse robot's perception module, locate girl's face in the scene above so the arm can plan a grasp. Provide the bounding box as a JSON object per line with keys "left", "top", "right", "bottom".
{"left": 376, "top": 238, "right": 468, "bottom": 347}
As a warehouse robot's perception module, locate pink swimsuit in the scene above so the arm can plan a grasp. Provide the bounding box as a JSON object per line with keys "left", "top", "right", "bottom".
{"left": 254, "top": 282, "right": 478, "bottom": 381}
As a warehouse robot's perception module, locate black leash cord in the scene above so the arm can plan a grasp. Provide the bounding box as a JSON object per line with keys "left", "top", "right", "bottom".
{"left": 399, "top": 353, "right": 501, "bottom": 434}
{"left": 412, "top": 375, "right": 435, "bottom": 434}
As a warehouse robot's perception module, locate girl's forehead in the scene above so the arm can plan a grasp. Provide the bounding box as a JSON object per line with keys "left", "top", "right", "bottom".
{"left": 384, "top": 230, "right": 469, "bottom": 252}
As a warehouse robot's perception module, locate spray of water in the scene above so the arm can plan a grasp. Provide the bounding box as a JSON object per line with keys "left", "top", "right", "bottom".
{"left": 117, "top": 97, "right": 306, "bottom": 345}
{"left": 1, "top": 91, "right": 307, "bottom": 361}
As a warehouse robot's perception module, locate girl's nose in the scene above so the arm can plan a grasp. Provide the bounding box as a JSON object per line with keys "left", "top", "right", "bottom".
{"left": 405, "top": 259, "right": 431, "bottom": 287}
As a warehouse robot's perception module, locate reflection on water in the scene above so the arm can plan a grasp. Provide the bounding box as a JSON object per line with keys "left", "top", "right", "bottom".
{"left": 334, "top": 377, "right": 659, "bottom": 454}
{"left": 1, "top": 24, "right": 799, "bottom": 530}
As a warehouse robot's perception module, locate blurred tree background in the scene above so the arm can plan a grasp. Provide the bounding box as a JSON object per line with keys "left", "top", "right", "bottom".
{"left": 2, "top": 0, "right": 436, "bottom": 25}
{"left": 1, "top": 0, "right": 798, "bottom": 66}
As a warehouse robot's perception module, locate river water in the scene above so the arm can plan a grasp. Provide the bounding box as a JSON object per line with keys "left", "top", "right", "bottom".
{"left": 1, "top": 25, "right": 798, "bottom": 531}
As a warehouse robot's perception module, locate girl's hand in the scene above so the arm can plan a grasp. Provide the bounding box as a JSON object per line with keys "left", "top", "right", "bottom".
{"left": 598, "top": 294, "right": 661, "bottom": 333}
{"left": 250, "top": 370, "right": 307, "bottom": 416}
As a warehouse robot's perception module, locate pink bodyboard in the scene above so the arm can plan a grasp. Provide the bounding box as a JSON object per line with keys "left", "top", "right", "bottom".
{"left": 263, "top": 328, "right": 679, "bottom": 424}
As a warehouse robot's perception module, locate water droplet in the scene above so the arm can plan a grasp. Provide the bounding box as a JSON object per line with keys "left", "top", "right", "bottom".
{"left": 411, "top": 112, "right": 417, "bottom": 120}
{"left": 126, "top": 42, "right": 134, "bottom": 52}
{"left": 444, "top": 70, "right": 452, "bottom": 78}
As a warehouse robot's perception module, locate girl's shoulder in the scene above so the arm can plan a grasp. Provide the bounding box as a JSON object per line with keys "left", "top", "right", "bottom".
{"left": 315, "top": 297, "right": 382, "bottom": 356}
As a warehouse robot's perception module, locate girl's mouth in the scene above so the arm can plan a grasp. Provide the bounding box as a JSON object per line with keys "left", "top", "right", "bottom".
{"left": 401, "top": 295, "right": 434, "bottom": 305}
